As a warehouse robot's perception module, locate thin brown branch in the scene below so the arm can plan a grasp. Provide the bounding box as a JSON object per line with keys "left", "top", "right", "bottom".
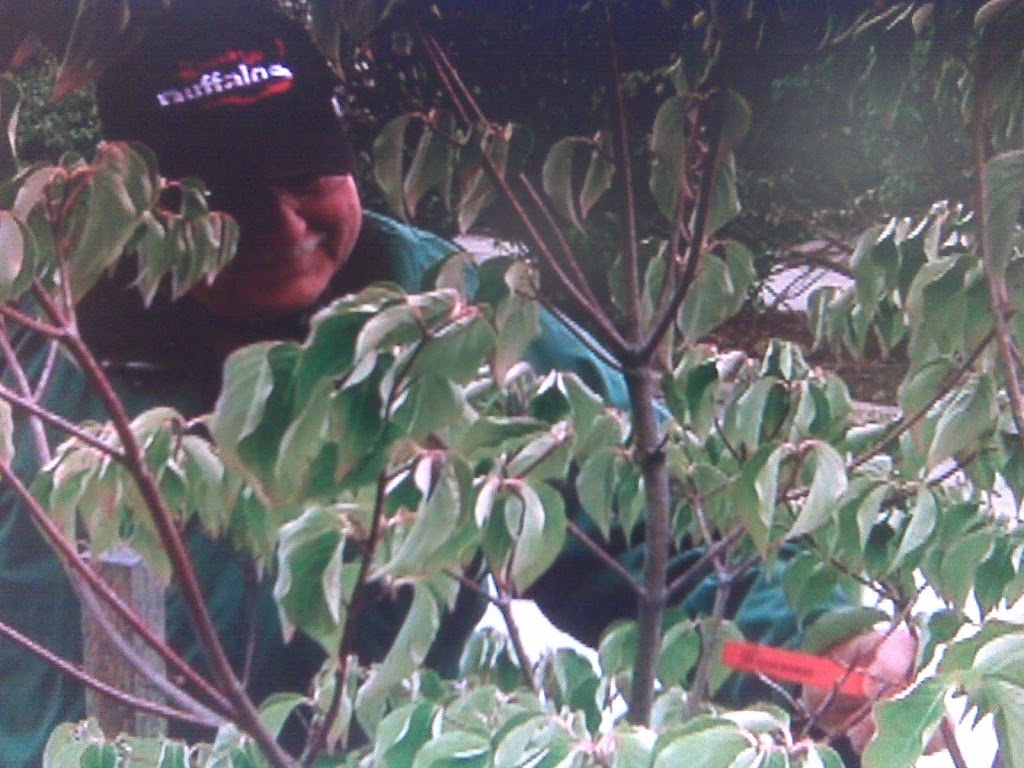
{"left": 941, "top": 716, "right": 969, "bottom": 768}
{"left": 664, "top": 527, "right": 743, "bottom": 604}
{"left": 565, "top": 518, "right": 645, "bottom": 596}
{"left": 416, "top": 26, "right": 630, "bottom": 360}
{"left": 687, "top": 572, "right": 734, "bottom": 714}
{"left": 518, "top": 173, "right": 603, "bottom": 310}
{"left": 419, "top": 30, "right": 485, "bottom": 124}
{"left": 532, "top": 296, "right": 624, "bottom": 372}
{"left": 0, "top": 320, "right": 51, "bottom": 464}
{"left": 600, "top": 0, "right": 642, "bottom": 342}
{"left": 0, "top": 616, "right": 215, "bottom": 729}
{"left": 0, "top": 383, "right": 126, "bottom": 460}
{"left": 493, "top": 590, "right": 538, "bottom": 694}
{"left": 71, "top": 577, "right": 224, "bottom": 728}
{"left": 0, "top": 304, "right": 65, "bottom": 338}
{"left": 974, "top": 87, "right": 1024, "bottom": 444}
{"left": 640, "top": 93, "right": 727, "bottom": 361}
{"left": 301, "top": 472, "right": 390, "bottom": 765}
{"left": 849, "top": 329, "right": 996, "bottom": 472}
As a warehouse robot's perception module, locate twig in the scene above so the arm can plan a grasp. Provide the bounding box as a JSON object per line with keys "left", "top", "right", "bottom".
{"left": 688, "top": 571, "right": 734, "bottom": 714}
{"left": 849, "top": 328, "right": 996, "bottom": 472}
{"left": 518, "top": 173, "right": 604, "bottom": 310}
{"left": 0, "top": 304, "right": 65, "bottom": 338}
{"left": 0, "top": 382, "right": 125, "bottom": 460}
{"left": 0, "top": 321, "right": 51, "bottom": 464}
{"left": 416, "top": 27, "right": 630, "bottom": 360}
{"left": 664, "top": 528, "right": 743, "bottom": 604}
{"left": 940, "top": 716, "right": 969, "bottom": 768}
{"left": 565, "top": 518, "right": 645, "bottom": 596}
{"left": 301, "top": 472, "right": 389, "bottom": 765}
{"left": 532, "top": 296, "right": 625, "bottom": 372}
{"left": 600, "top": 0, "right": 642, "bottom": 342}
{"left": 0, "top": 617, "right": 215, "bottom": 729}
{"left": 973, "top": 86, "right": 1024, "bottom": 445}
{"left": 71, "top": 576, "right": 224, "bottom": 728}
{"left": 487, "top": 580, "right": 539, "bottom": 694}
{"left": 640, "top": 92, "right": 727, "bottom": 361}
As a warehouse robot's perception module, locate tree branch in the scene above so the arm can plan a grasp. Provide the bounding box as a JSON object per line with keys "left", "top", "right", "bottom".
{"left": 0, "top": 616, "right": 217, "bottom": 729}
{"left": 0, "top": 459, "right": 235, "bottom": 718}
{"left": 640, "top": 93, "right": 727, "bottom": 361}
{"left": 31, "top": 287, "right": 295, "bottom": 768}
{"left": 600, "top": 0, "right": 642, "bottom": 342}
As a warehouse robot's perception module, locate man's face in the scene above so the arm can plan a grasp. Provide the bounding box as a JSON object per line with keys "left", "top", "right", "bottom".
{"left": 190, "top": 174, "right": 363, "bottom": 318}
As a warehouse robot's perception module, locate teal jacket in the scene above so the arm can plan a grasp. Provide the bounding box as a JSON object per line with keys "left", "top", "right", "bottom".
{"left": 0, "top": 213, "right": 799, "bottom": 766}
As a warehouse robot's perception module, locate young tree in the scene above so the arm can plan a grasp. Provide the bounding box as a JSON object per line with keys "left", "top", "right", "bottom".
{"left": 1, "top": 1, "right": 1024, "bottom": 767}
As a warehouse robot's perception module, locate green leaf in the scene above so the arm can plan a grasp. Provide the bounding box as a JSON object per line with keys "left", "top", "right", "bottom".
{"left": 407, "top": 312, "right": 495, "bottom": 384}
{"left": 0, "top": 210, "right": 26, "bottom": 301}
{"left": 938, "top": 529, "right": 995, "bottom": 610}
{"left": 891, "top": 488, "right": 938, "bottom": 570}
{"left": 542, "top": 137, "right": 585, "bottom": 229}
{"left": 0, "top": 76, "right": 20, "bottom": 180}
{"left": 456, "top": 122, "right": 517, "bottom": 234}
{"left": 703, "top": 151, "right": 741, "bottom": 237}
{"left": 787, "top": 442, "right": 847, "bottom": 539}
{"left": 973, "top": 634, "right": 1024, "bottom": 687}
{"left": 503, "top": 480, "right": 566, "bottom": 591}
{"left": 652, "top": 725, "right": 749, "bottom": 768}
{"left": 754, "top": 444, "right": 789, "bottom": 532}
{"left": 927, "top": 374, "right": 996, "bottom": 469}
{"left": 357, "top": 581, "right": 443, "bottom": 736}
{"left": 43, "top": 721, "right": 101, "bottom": 768}
{"left": 580, "top": 131, "right": 614, "bottom": 220}
{"left": 863, "top": 678, "right": 949, "bottom": 768}
{"left": 611, "top": 728, "right": 657, "bottom": 768}
{"left": 677, "top": 242, "right": 755, "bottom": 343}
{"left": 985, "top": 150, "right": 1024, "bottom": 275}
{"left": 600, "top": 620, "right": 639, "bottom": 679}
{"left": 273, "top": 505, "right": 353, "bottom": 655}
{"left": 544, "top": 648, "right": 601, "bottom": 731}
{"left": 802, "top": 607, "right": 887, "bottom": 655}
{"left": 373, "top": 702, "right": 439, "bottom": 768}
{"left": 897, "top": 358, "right": 957, "bottom": 416}
{"left": 720, "top": 90, "right": 752, "bottom": 153}
{"left": 855, "top": 483, "right": 889, "bottom": 551}
{"left": 706, "top": 620, "right": 745, "bottom": 696}
{"left": 976, "top": 0, "right": 1019, "bottom": 27}
{"left": 658, "top": 620, "right": 700, "bottom": 687}
{"left": 493, "top": 288, "right": 540, "bottom": 385}
{"left": 411, "top": 731, "right": 490, "bottom": 768}
{"left": 650, "top": 94, "right": 689, "bottom": 221}
{"left": 380, "top": 459, "right": 466, "bottom": 579}
{"left": 405, "top": 111, "right": 457, "bottom": 217}
{"left": 576, "top": 447, "right": 622, "bottom": 540}
{"left": 210, "top": 342, "right": 278, "bottom": 449}
{"left": 259, "top": 692, "right": 309, "bottom": 740}
{"left": 374, "top": 114, "right": 413, "bottom": 219}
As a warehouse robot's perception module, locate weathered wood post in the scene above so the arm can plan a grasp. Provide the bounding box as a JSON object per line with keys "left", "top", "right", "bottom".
{"left": 81, "top": 543, "right": 167, "bottom": 737}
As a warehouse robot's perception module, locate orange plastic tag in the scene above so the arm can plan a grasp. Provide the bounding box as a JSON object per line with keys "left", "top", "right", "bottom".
{"left": 721, "top": 640, "right": 868, "bottom": 696}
